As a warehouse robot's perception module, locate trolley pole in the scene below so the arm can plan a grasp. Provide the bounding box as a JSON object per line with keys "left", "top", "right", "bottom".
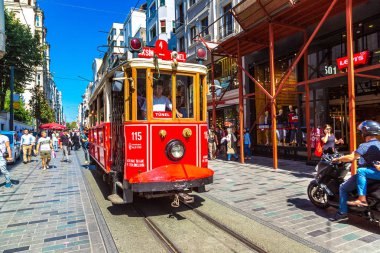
{"left": 9, "top": 66, "right": 14, "bottom": 131}
{"left": 346, "top": 0, "right": 357, "bottom": 174}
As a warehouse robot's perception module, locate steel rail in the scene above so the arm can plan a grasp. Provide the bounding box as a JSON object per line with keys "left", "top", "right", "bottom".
{"left": 184, "top": 203, "right": 267, "bottom": 253}
{"left": 133, "top": 205, "right": 181, "bottom": 253}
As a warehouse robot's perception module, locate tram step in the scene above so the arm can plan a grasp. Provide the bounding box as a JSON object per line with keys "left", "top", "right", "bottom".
{"left": 107, "top": 194, "right": 125, "bottom": 205}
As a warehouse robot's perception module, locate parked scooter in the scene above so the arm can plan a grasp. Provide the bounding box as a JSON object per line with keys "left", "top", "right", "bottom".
{"left": 307, "top": 151, "right": 380, "bottom": 223}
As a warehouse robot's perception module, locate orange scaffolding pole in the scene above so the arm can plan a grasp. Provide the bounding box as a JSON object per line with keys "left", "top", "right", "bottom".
{"left": 304, "top": 33, "right": 312, "bottom": 161}
{"left": 273, "top": 0, "right": 339, "bottom": 99}
{"left": 238, "top": 40, "right": 245, "bottom": 163}
{"left": 346, "top": 0, "right": 357, "bottom": 174}
{"left": 211, "top": 54, "right": 217, "bottom": 129}
{"left": 269, "top": 23, "right": 278, "bottom": 169}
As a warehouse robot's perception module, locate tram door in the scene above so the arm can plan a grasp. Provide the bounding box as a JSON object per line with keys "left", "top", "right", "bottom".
{"left": 111, "top": 75, "right": 125, "bottom": 173}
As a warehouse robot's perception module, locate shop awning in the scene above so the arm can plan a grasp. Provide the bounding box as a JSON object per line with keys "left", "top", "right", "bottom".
{"left": 213, "top": 0, "right": 368, "bottom": 57}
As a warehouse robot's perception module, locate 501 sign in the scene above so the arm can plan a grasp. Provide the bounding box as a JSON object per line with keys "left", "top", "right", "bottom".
{"left": 324, "top": 65, "right": 337, "bottom": 75}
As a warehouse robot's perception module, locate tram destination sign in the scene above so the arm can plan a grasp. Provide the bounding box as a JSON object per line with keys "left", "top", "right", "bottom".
{"left": 336, "top": 50, "right": 370, "bottom": 70}
{"left": 138, "top": 40, "right": 187, "bottom": 62}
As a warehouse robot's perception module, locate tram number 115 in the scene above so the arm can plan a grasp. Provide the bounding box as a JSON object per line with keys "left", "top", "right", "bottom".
{"left": 131, "top": 132, "right": 142, "bottom": 141}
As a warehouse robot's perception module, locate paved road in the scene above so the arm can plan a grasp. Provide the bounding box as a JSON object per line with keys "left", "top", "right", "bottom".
{"left": 207, "top": 157, "right": 380, "bottom": 253}
{"left": 0, "top": 151, "right": 108, "bottom": 253}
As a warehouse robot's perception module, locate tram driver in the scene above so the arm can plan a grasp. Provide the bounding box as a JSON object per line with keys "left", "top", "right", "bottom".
{"left": 141, "top": 81, "right": 183, "bottom": 118}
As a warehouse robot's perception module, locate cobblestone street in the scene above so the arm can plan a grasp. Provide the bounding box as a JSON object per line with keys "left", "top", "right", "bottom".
{"left": 207, "top": 158, "right": 380, "bottom": 253}
{"left": 0, "top": 152, "right": 107, "bottom": 253}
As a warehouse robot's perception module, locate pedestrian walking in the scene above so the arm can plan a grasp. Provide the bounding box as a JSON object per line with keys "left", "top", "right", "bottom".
{"left": 60, "top": 130, "right": 71, "bottom": 162}
{"left": 20, "top": 129, "right": 33, "bottom": 163}
{"left": 0, "top": 133, "right": 13, "bottom": 188}
{"left": 81, "top": 129, "right": 90, "bottom": 164}
{"left": 226, "top": 127, "right": 238, "bottom": 161}
{"left": 207, "top": 128, "right": 218, "bottom": 160}
{"left": 52, "top": 131, "right": 59, "bottom": 152}
{"left": 243, "top": 128, "right": 252, "bottom": 160}
{"left": 35, "top": 131, "right": 53, "bottom": 170}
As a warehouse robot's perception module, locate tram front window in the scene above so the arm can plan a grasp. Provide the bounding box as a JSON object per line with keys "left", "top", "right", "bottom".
{"left": 176, "top": 75, "right": 194, "bottom": 119}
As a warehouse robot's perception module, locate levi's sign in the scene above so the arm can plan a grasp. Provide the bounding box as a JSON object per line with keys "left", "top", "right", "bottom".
{"left": 138, "top": 40, "right": 187, "bottom": 62}
{"left": 336, "top": 50, "right": 370, "bottom": 70}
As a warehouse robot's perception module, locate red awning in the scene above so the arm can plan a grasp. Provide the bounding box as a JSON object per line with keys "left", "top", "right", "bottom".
{"left": 39, "top": 123, "right": 66, "bottom": 130}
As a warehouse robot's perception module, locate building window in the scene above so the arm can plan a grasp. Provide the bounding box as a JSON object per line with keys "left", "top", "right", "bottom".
{"left": 37, "top": 74, "right": 41, "bottom": 86}
{"left": 36, "top": 16, "right": 40, "bottom": 27}
{"left": 172, "top": 21, "right": 176, "bottom": 33}
{"left": 160, "top": 0, "right": 165, "bottom": 7}
{"left": 149, "top": 2, "right": 156, "bottom": 17}
{"left": 178, "top": 3, "right": 184, "bottom": 28}
{"left": 160, "top": 20, "right": 166, "bottom": 33}
{"left": 120, "top": 40, "right": 125, "bottom": 47}
{"left": 14, "top": 0, "right": 20, "bottom": 2}
{"left": 190, "top": 26, "right": 197, "bottom": 45}
{"left": 179, "top": 37, "right": 185, "bottom": 52}
{"left": 120, "top": 29, "right": 124, "bottom": 36}
{"left": 189, "top": 0, "right": 196, "bottom": 7}
{"left": 223, "top": 3, "right": 233, "bottom": 37}
{"left": 150, "top": 26, "right": 157, "bottom": 40}
{"left": 201, "top": 17, "right": 208, "bottom": 36}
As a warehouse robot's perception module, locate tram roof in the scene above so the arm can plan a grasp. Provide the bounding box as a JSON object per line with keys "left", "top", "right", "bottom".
{"left": 213, "top": 0, "right": 368, "bottom": 57}
{"left": 89, "top": 58, "right": 208, "bottom": 105}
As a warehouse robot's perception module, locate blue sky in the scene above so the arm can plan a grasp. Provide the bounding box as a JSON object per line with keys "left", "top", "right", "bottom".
{"left": 38, "top": 0, "right": 138, "bottom": 122}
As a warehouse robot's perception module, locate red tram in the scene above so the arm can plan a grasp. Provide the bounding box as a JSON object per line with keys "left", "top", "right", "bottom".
{"left": 88, "top": 39, "right": 213, "bottom": 204}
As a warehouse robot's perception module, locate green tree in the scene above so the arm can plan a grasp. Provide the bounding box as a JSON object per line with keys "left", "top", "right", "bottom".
{"left": 4, "top": 91, "right": 33, "bottom": 124}
{"left": 29, "top": 85, "right": 55, "bottom": 125}
{"left": 0, "top": 11, "right": 42, "bottom": 111}
{"left": 66, "top": 121, "right": 77, "bottom": 130}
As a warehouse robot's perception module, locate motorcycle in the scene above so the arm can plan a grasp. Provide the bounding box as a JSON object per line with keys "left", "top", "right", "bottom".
{"left": 307, "top": 151, "right": 380, "bottom": 223}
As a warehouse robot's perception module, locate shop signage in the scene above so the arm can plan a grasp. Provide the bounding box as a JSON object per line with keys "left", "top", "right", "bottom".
{"left": 138, "top": 40, "right": 187, "bottom": 62}
{"left": 336, "top": 50, "right": 370, "bottom": 70}
{"left": 323, "top": 65, "right": 337, "bottom": 75}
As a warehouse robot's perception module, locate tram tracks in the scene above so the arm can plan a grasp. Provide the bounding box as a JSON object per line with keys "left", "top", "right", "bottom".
{"left": 133, "top": 199, "right": 267, "bottom": 253}
{"left": 133, "top": 205, "right": 181, "bottom": 253}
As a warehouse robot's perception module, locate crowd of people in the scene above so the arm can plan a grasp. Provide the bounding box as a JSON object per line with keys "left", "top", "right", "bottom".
{"left": 207, "top": 126, "right": 252, "bottom": 161}
{"left": 0, "top": 128, "right": 90, "bottom": 188}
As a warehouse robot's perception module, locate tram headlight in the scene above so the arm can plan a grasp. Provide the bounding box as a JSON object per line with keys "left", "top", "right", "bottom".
{"left": 166, "top": 140, "right": 185, "bottom": 161}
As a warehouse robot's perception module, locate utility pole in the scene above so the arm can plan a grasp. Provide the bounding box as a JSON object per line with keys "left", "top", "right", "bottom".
{"left": 9, "top": 66, "right": 14, "bottom": 131}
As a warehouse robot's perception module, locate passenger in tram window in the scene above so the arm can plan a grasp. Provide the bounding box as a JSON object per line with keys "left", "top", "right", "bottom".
{"left": 141, "top": 80, "right": 183, "bottom": 118}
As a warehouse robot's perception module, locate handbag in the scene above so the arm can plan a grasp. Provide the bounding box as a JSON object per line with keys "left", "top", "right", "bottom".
{"left": 314, "top": 140, "right": 323, "bottom": 157}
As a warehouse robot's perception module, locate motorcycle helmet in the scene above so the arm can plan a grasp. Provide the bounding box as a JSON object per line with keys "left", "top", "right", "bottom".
{"left": 358, "top": 120, "right": 380, "bottom": 137}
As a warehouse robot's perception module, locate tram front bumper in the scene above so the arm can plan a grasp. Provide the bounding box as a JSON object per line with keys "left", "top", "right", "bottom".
{"left": 128, "top": 164, "right": 214, "bottom": 192}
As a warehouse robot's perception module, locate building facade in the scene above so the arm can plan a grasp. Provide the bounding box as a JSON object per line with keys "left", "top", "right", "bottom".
{"left": 0, "top": 0, "right": 5, "bottom": 59}
{"left": 4, "top": 0, "right": 62, "bottom": 123}
{"left": 106, "top": 23, "right": 125, "bottom": 69}
{"left": 124, "top": 5, "right": 147, "bottom": 59}
{"left": 147, "top": 0, "right": 176, "bottom": 50}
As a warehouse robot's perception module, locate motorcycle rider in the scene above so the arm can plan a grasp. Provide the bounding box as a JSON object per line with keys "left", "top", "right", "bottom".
{"left": 330, "top": 120, "right": 380, "bottom": 222}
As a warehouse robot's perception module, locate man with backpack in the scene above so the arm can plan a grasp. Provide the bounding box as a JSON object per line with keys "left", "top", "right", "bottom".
{"left": 0, "top": 133, "right": 13, "bottom": 188}
{"left": 81, "top": 129, "right": 89, "bottom": 164}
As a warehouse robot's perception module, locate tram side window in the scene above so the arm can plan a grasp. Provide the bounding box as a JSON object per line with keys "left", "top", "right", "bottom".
{"left": 176, "top": 75, "right": 194, "bottom": 118}
{"left": 137, "top": 69, "right": 147, "bottom": 120}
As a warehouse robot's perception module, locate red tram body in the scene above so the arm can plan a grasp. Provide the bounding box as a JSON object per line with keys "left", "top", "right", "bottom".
{"left": 88, "top": 40, "right": 213, "bottom": 204}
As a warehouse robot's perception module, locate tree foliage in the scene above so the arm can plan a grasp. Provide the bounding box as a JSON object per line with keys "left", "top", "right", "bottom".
{"left": 29, "top": 85, "right": 55, "bottom": 125}
{"left": 66, "top": 121, "right": 78, "bottom": 130}
{"left": 4, "top": 91, "right": 33, "bottom": 124}
{"left": 0, "top": 11, "right": 42, "bottom": 111}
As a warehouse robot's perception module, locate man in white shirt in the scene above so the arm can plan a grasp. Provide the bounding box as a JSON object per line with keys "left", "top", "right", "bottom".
{"left": 35, "top": 131, "right": 53, "bottom": 170}
{"left": 20, "top": 129, "right": 33, "bottom": 163}
{"left": 0, "top": 133, "right": 13, "bottom": 188}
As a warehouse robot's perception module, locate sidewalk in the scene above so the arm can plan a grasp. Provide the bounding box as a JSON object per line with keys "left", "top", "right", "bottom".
{"left": 0, "top": 150, "right": 108, "bottom": 253}
{"left": 207, "top": 157, "right": 380, "bottom": 253}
